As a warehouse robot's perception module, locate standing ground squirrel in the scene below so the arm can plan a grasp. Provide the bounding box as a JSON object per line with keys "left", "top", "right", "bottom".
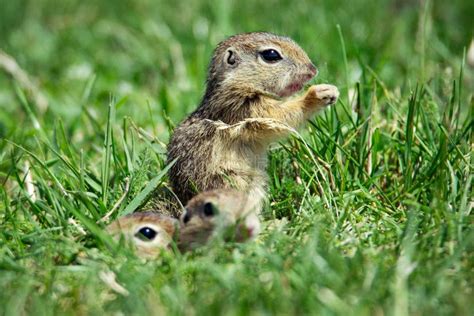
{"left": 178, "top": 189, "right": 261, "bottom": 252}
{"left": 167, "top": 32, "right": 339, "bottom": 207}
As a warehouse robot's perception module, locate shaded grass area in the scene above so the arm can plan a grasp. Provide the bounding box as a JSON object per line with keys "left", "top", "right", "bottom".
{"left": 0, "top": 0, "right": 473, "bottom": 314}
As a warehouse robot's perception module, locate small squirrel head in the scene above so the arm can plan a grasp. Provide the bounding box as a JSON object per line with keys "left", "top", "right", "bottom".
{"left": 178, "top": 189, "right": 261, "bottom": 251}
{"left": 207, "top": 32, "right": 317, "bottom": 99}
{"left": 106, "top": 212, "right": 179, "bottom": 258}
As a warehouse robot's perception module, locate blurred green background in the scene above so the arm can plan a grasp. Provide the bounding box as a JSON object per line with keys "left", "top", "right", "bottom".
{"left": 1, "top": 0, "right": 472, "bottom": 139}
{"left": 0, "top": 0, "right": 473, "bottom": 315}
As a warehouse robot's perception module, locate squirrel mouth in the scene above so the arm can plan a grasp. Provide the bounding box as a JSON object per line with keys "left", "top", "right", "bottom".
{"left": 280, "top": 82, "right": 304, "bottom": 98}
{"left": 234, "top": 224, "right": 256, "bottom": 242}
{"left": 221, "top": 223, "right": 257, "bottom": 242}
{"left": 279, "top": 67, "right": 316, "bottom": 98}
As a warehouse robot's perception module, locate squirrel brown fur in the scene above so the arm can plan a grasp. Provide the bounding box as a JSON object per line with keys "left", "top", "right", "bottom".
{"left": 107, "top": 189, "right": 260, "bottom": 255}
{"left": 167, "top": 32, "right": 339, "bottom": 207}
{"left": 106, "top": 212, "right": 178, "bottom": 258}
{"left": 177, "top": 189, "right": 260, "bottom": 252}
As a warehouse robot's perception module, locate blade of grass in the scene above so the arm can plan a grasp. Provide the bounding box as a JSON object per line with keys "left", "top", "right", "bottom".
{"left": 119, "top": 159, "right": 176, "bottom": 216}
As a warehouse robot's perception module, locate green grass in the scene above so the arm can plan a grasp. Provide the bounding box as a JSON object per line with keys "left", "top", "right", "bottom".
{"left": 0, "top": 0, "right": 473, "bottom": 314}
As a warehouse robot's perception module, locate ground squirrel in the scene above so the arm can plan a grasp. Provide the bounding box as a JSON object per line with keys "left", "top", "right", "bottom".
{"left": 106, "top": 212, "right": 178, "bottom": 258}
{"left": 107, "top": 189, "right": 259, "bottom": 255}
{"left": 167, "top": 32, "right": 339, "bottom": 206}
{"left": 178, "top": 189, "right": 260, "bottom": 252}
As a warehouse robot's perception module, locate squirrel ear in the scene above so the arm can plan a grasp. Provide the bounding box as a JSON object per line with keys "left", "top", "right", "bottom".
{"left": 225, "top": 48, "right": 238, "bottom": 66}
{"left": 182, "top": 210, "right": 191, "bottom": 224}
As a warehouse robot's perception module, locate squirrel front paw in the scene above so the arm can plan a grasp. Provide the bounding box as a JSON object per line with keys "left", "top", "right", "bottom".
{"left": 305, "top": 84, "right": 339, "bottom": 107}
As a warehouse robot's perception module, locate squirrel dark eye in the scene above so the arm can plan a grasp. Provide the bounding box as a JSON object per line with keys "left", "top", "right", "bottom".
{"left": 203, "top": 202, "right": 216, "bottom": 217}
{"left": 135, "top": 227, "right": 157, "bottom": 241}
{"left": 259, "top": 49, "right": 282, "bottom": 63}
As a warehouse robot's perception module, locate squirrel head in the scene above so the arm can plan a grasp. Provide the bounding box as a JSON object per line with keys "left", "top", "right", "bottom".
{"left": 178, "top": 189, "right": 261, "bottom": 251}
{"left": 106, "top": 212, "right": 179, "bottom": 258}
{"left": 207, "top": 32, "right": 317, "bottom": 99}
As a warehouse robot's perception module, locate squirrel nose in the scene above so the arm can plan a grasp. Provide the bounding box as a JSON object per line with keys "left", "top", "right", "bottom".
{"left": 245, "top": 225, "right": 254, "bottom": 237}
{"left": 307, "top": 63, "right": 318, "bottom": 76}
{"left": 236, "top": 224, "right": 255, "bottom": 240}
{"left": 301, "top": 63, "right": 317, "bottom": 81}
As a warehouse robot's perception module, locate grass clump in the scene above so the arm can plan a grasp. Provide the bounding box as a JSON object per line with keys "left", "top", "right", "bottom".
{"left": 0, "top": 0, "right": 472, "bottom": 314}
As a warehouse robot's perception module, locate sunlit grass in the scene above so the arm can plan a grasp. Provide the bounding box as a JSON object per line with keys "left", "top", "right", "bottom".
{"left": 0, "top": 0, "right": 472, "bottom": 314}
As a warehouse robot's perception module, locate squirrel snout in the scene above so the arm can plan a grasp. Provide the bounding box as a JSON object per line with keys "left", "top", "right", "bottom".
{"left": 305, "top": 63, "right": 318, "bottom": 79}
{"left": 299, "top": 64, "right": 317, "bottom": 83}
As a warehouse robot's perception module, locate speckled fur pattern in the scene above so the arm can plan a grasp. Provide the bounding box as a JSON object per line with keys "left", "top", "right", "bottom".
{"left": 106, "top": 212, "right": 179, "bottom": 258}
{"left": 177, "top": 189, "right": 261, "bottom": 252}
{"left": 167, "top": 32, "right": 339, "bottom": 206}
